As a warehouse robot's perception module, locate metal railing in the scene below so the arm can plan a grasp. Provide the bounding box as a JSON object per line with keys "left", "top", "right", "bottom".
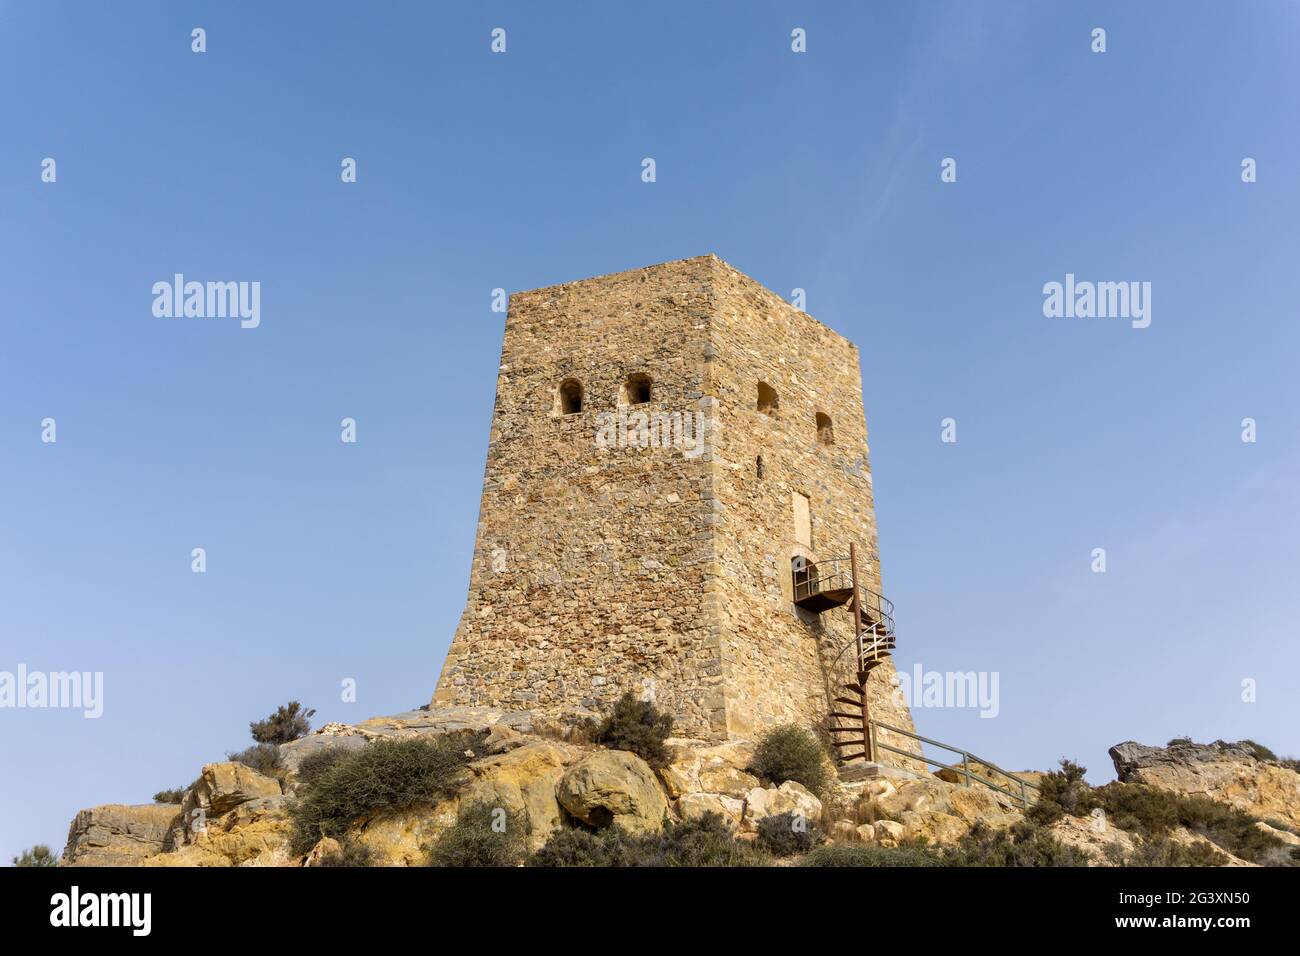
{"left": 830, "top": 621, "right": 895, "bottom": 675}
{"left": 792, "top": 554, "right": 894, "bottom": 636}
{"left": 869, "top": 719, "right": 1040, "bottom": 809}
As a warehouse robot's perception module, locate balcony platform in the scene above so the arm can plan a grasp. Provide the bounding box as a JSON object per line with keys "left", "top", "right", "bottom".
{"left": 792, "top": 586, "right": 853, "bottom": 613}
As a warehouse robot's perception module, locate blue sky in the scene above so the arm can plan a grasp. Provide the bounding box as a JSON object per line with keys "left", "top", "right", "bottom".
{"left": 2, "top": 1, "right": 1297, "bottom": 862}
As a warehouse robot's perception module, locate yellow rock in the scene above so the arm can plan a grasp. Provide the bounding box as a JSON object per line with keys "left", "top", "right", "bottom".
{"left": 352, "top": 803, "right": 459, "bottom": 866}
{"left": 459, "top": 740, "right": 579, "bottom": 848}
{"left": 899, "top": 809, "right": 968, "bottom": 845}
{"left": 62, "top": 804, "right": 180, "bottom": 866}
{"left": 1111, "top": 740, "right": 1300, "bottom": 829}
{"left": 557, "top": 750, "right": 669, "bottom": 834}
{"left": 677, "top": 792, "right": 744, "bottom": 829}
{"left": 142, "top": 845, "right": 231, "bottom": 867}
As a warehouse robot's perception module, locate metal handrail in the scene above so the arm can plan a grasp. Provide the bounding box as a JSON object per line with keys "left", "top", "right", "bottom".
{"left": 792, "top": 554, "right": 894, "bottom": 636}
{"left": 869, "top": 719, "right": 1040, "bottom": 808}
{"left": 792, "top": 553, "right": 879, "bottom": 596}
{"left": 830, "top": 622, "right": 894, "bottom": 672}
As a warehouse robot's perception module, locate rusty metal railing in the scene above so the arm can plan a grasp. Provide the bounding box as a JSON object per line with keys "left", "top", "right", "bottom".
{"left": 870, "top": 720, "right": 1041, "bottom": 809}
{"left": 792, "top": 554, "right": 894, "bottom": 637}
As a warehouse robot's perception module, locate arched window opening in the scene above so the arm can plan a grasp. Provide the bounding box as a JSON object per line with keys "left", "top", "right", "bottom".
{"left": 557, "top": 379, "right": 583, "bottom": 415}
{"left": 816, "top": 412, "right": 834, "bottom": 445}
{"left": 623, "top": 373, "right": 652, "bottom": 405}
{"left": 791, "top": 556, "right": 819, "bottom": 602}
{"left": 757, "top": 382, "right": 779, "bottom": 416}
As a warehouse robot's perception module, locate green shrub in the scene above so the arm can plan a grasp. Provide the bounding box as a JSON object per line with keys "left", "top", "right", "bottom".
{"left": 12, "top": 845, "right": 59, "bottom": 867}
{"left": 1165, "top": 738, "right": 1299, "bottom": 772}
{"left": 750, "top": 724, "right": 830, "bottom": 795}
{"left": 295, "top": 745, "right": 355, "bottom": 789}
{"left": 1170, "top": 794, "right": 1287, "bottom": 864}
{"left": 945, "top": 821, "right": 1092, "bottom": 867}
{"left": 1093, "top": 783, "right": 1288, "bottom": 866}
{"left": 1239, "top": 739, "right": 1277, "bottom": 761}
{"left": 1025, "top": 759, "right": 1098, "bottom": 827}
{"left": 951, "top": 756, "right": 1291, "bottom": 867}
{"left": 289, "top": 733, "right": 484, "bottom": 854}
{"left": 1239, "top": 740, "right": 1300, "bottom": 773}
{"left": 427, "top": 801, "right": 529, "bottom": 867}
{"left": 802, "top": 844, "right": 941, "bottom": 867}
{"left": 591, "top": 693, "right": 673, "bottom": 769}
{"left": 1167, "top": 737, "right": 1193, "bottom": 747}
{"left": 1101, "top": 842, "right": 1128, "bottom": 865}
{"left": 755, "top": 811, "right": 818, "bottom": 856}
{"left": 227, "top": 743, "right": 284, "bottom": 778}
{"left": 250, "top": 700, "right": 316, "bottom": 745}
{"left": 632, "top": 814, "right": 770, "bottom": 867}
{"left": 153, "top": 787, "right": 187, "bottom": 804}
{"left": 1122, "top": 834, "right": 1228, "bottom": 867}
{"left": 1093, "top": 782, "right": 1178, "bottom": 835}
{"left": 528, "top": 814, "right": 769, "bottom": 867}
{"left": 527, "top": 827, "right": 637, "bottom": 867}
{"left": 316, "top": 838, "right": 375, "bottom": 867}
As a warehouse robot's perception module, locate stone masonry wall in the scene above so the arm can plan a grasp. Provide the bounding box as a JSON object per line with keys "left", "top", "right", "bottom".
{"left": 433, "top": 257, "right": 727, "bottom": 735}
{"left": 702, "top": 259, "right": 919, "bottom": 765}
{"left": 434, "top": 255, "right": 918, "bottom": 762}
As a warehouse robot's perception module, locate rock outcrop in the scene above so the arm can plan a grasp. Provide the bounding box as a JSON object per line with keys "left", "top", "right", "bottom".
{"left": 459, "top": 739, "right": 579, "bottom": 848}
{"left": 166, "top": 762, "right": 282, "bottom": 851}
{"left": 741, "top": 781, "right": 823, "bottom": 832}
{"left": 352, "top": 707, "right": 535, "bottom": 739}
{"left": 1046, "top": 814, "right": 1138, "bottom": 864}
{"left": 279, "top": 733, "right": 368, "bottom": 777}
{"left": 148, "top": 796, "right": 292, "bottom": 867}
{"left": 1046, "top": 815, "right": 1258, "bottom": 868}
{"left": 557, "top": 750, "right": 669, "bottom": 834}
{"left": 57, "top": 709, "right": 1300, "bottom": 868}
{"left": 846, "top": 775, "right": 1022, "bottom": 846}
{"left": 1109, "top": 739, "right": 1300, "bottom": 829}
{"left": 350, "top": 804, "right": 459, "bottom": 867}
{"left": 658, "top": 738, "right": 759, "bottom": 799}
{"left": 677, "top": 791, "right": 746, "bottom": 828}
{"left": 62, "top": 804, "right": 179, "bottom": 866}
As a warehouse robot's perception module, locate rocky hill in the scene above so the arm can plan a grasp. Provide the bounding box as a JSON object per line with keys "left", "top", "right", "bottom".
{"left": 1110, "top": 738, "right": 1300, "bottom": 830}
{"left": 56, "top": 707, "right": 1300, "bottom": 867}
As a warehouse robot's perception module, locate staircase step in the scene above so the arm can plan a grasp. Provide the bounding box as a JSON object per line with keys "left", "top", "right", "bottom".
{"left": 837, "top": 751, "right": 869, "bottom": 761}
{"left": 827, "top": 711, "right": 863, "bottom": 720}
{"left": 834, "top": 696, "right": 863, "bottom": 707}
{"left": 830, "top": 738, "right": 867, "bottom": 748}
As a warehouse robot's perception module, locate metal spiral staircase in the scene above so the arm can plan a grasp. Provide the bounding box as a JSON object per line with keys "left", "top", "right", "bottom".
{"left": 793, "top": 544, "right": 895, "bottom": 764}
{"left": 793, "top": 544, "right": 1039, "bottom": 808}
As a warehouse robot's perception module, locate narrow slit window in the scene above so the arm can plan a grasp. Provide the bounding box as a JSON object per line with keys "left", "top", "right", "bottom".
{"left": 757, "top": 382, "right": 779, "bottom": 416}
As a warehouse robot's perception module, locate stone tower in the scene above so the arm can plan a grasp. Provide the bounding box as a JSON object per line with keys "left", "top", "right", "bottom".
{"left": 433, "top": 255, "right": 917, "bottom": 764}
